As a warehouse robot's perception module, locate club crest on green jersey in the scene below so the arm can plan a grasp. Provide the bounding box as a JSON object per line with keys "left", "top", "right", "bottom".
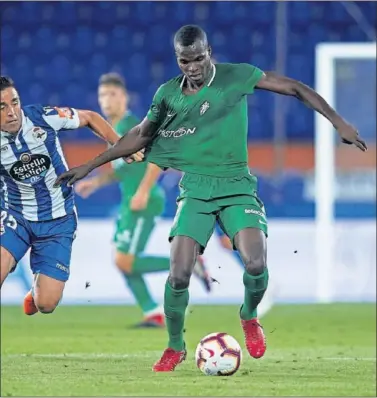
{"left": 200, "top": 101, "right": 210, "bottom": 115}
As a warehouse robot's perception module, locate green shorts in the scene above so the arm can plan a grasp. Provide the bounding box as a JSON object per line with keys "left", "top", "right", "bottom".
{"left": 114, "top": 208, "right": 157, "bottom": 255}
{"left": 169, "top": 172, "right": 268, "bottom": 253}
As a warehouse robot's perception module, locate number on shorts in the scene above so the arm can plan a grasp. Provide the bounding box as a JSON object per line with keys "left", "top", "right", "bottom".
{"left": 0, "top": 210, "right": 17, "bottom": 233}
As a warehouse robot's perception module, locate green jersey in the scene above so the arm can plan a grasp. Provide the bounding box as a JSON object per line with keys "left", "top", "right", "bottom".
{"left": 146, "top": 63, "right": 264, "bottom": 177}
{"left": 112, "top": 113, "right": 164, "bottom": 214}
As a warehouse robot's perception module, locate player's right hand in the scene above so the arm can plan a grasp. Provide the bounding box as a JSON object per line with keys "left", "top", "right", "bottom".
{"left": 54, "top": 165, "right": 92, "bottom": 188}
{"left": 74, "top": 179, "right": 99, "bottom": 198}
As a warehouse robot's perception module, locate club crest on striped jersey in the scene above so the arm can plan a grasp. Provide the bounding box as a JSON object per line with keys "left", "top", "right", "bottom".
{"left": 32, "top": 127, "right": 47, "bottom": 142}
{"left": 200, "top": 101, "right": 210, "bottom": 115}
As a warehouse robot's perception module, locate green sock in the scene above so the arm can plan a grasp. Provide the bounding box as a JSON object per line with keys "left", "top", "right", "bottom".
{"left": 164, "top": 279, "right": 189, "bottom": 351}
{"left": 123, "top": 274, "right": 158, "bottom": 313}
{"left": 132, "top": 256, "right": 170, "bottom": 275}
{"left": 240, "top": 268, "right": 269, "bottom": 321}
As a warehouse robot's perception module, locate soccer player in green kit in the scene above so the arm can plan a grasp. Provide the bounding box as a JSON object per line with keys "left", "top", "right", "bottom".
{"left": 75, "top": 73, "right": 212, "bottom": 328}
{"left": 56, "top": 26, "right": 367, "bottom": 371}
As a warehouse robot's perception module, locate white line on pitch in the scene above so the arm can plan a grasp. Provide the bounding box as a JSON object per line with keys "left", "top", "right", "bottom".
{"left": 322, "top": 357, "right": 376, "bottom": 361}
{"left": 2, "top": 353, "right": 376, "bottom": 361}
{"left": 2, "top": 353, "right": 160, "bottom": 359}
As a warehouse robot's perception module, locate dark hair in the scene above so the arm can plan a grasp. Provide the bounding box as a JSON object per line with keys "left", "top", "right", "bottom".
{"left": 99, "top": 72, "right": 126, "bottom": 90}
{"left": 0, "top": 76, "right": 15, "bottom": 91}
{"left": 174, "top": 25, "right": 208, "bottom": 47}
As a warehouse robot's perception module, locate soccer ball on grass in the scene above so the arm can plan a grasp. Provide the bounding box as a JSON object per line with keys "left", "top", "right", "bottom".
{"left": 195, "top": 332, "right": 242, "bottom": 376}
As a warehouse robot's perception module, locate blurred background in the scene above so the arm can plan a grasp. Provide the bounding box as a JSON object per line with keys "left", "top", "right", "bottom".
{"left": 1, "top": 1, "right": 376, "bottom": 306}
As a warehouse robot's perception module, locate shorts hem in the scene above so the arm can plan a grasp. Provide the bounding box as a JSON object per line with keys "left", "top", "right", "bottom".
{"left": 0, "top": 242, "right": 23, "bottom": 264}
{"left": 230, "top": 225, "right": 268, "bottom": 250}
{"left": 34, "top": 270, "right": 69, "bottom": 283}
{"left": 168, "top": 233, "right": 208, "bottom": 255}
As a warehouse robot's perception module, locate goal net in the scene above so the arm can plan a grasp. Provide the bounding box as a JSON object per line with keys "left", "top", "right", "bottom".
{"left": 314, "top": 42, "right": 376, "bottom": 303}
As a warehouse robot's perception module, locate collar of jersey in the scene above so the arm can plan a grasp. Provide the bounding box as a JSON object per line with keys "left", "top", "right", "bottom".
{"left": 180, "top": 63, "right": 216, "bottom": 91}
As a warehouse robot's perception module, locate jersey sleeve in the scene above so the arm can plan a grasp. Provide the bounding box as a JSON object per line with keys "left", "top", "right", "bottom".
{"left": 234, "top": 64, "right": 265, "bottom": 95}
{"left": 146, "top": 85, "right": 166, "bottom": 126}
{"left": 41, "top": 106, "right": 80, "bottom": 132}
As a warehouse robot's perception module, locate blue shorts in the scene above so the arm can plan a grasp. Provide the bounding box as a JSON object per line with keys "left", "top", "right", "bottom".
{"left": 0, "top": 208, "right": 77, "bottom": 282}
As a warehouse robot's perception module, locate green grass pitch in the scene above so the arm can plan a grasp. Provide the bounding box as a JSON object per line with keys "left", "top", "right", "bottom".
{"left": 1, "top": 303, "right": 376, "bottom": 396}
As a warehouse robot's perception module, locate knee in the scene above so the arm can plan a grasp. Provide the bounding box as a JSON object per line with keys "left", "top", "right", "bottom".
{"left": 168, "top": 273, "right": 191, "bottom": 290}
{"left": 243, "top": 254, "right": 266, "bottom": 276}
{"left": 169, "top": 258, "right": 193, "bottom": 290}
{"left": 34, "top": 297, "right": 59, "bottom": 314}
{"left": 115, "top": 252, "right": 134, "bottom": 274}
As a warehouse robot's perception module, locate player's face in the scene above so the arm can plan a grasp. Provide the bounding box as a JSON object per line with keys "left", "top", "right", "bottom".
{"left": 98, "top": 84, "right": 127, "bottom": 119}
{"left": 0, "top": 87, "right": 22, "bottom": 134}
{"left": 175, "top": 40, "right": 212, "bottom": 87}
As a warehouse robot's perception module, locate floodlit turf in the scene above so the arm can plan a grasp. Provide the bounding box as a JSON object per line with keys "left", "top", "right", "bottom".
{"left": 1, "top": 304, "right": 376, "bottom": 396}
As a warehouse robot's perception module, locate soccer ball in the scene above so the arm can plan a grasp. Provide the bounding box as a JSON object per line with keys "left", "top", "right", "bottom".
{"left": 195, "top": 332, "right": 242, "bottom": 376}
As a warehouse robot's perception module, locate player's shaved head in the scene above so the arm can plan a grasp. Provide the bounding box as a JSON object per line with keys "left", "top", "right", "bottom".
{"left": 174, "top": 25, "right": 212, "bottom": 88}
{"left": 174, "top": 25, "right": 208, "bottom": 49}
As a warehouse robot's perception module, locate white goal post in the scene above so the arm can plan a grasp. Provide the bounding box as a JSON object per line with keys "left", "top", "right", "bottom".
{"left": 314, "top": 42, "right": 376, "bottom": 303}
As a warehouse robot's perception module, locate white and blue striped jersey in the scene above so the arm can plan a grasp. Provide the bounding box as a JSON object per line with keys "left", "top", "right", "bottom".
{"left": 0, "top": 104, "right": 80, "bottom": 221}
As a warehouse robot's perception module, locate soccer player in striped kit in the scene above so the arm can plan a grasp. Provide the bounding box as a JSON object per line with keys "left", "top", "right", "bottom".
{"left": 0, "top": 76, "right": 143, "bottom": 315}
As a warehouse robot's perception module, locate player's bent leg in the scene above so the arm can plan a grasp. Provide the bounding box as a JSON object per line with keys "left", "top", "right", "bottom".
{"left": 114, "top": 251, "right": 164, "bottom": 328}
{"left": 153, "top": 236, "right": 200, "bottom": 372}
{"left": 33, "top": 273, "right": 65, "bottom": 314}
{"left": 234, "top": 228, "right": 268, "bottom": 359}
{"left": 153, "top": 199, "right": 216, "bottom": 372}
{"left": 114, "top": 211, "right": 168, "bottom": 328}
{"left": 28, "top": 213, "right": 77, "bottom": 315}
{"left": 0, "top": 246, "right": 17, "bottom": 287}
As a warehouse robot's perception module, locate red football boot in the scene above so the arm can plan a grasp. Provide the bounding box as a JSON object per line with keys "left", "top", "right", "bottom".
{"left": 152, "top": 347, "right": 187, "bottom": 372}
{"left": 23, "top": 290, "right": 38, "bottom": 316}
{"left": 134, "top": 313, "right": 165, "bottom": 328}
{"left": 241, "top": 317, "right": 266, "bottom": 359}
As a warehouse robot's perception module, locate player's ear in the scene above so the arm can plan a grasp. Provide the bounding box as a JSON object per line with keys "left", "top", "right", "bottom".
{"left": 208, "top": 46, "right": 212, "bottom": 57}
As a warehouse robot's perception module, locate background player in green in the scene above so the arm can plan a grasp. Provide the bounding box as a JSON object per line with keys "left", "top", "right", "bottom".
{"left": 56, "top": 26, "right": 367, "bottom": 371}
{"left": 74, "top": 73, "right": 212, "bottom": 328}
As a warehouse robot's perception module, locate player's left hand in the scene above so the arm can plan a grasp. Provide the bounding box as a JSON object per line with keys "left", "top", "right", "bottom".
{"left": 125, "top": 149, "right": 145, "bottom": 164}
{"left": 336, "top": 123, "right": 367, "bottom": 152}
{"left": 54, "top": 165, "right": 92, "bottom": 187}
{"left": 130, "top": 191, "right": 149, "bottom": 211}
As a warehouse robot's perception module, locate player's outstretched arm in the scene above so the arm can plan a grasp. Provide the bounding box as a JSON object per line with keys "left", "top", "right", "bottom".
{"left": 76, "top": 110, "right": 144, "bottom": 163}
{"left": 255, "top": 72, "right": 367, "bottom": 152}
{"left": 77, "top": 110, "right": 120, "bottom": 145}
{"left": 54, "top": 117, "right": 157, "bottom": 187}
